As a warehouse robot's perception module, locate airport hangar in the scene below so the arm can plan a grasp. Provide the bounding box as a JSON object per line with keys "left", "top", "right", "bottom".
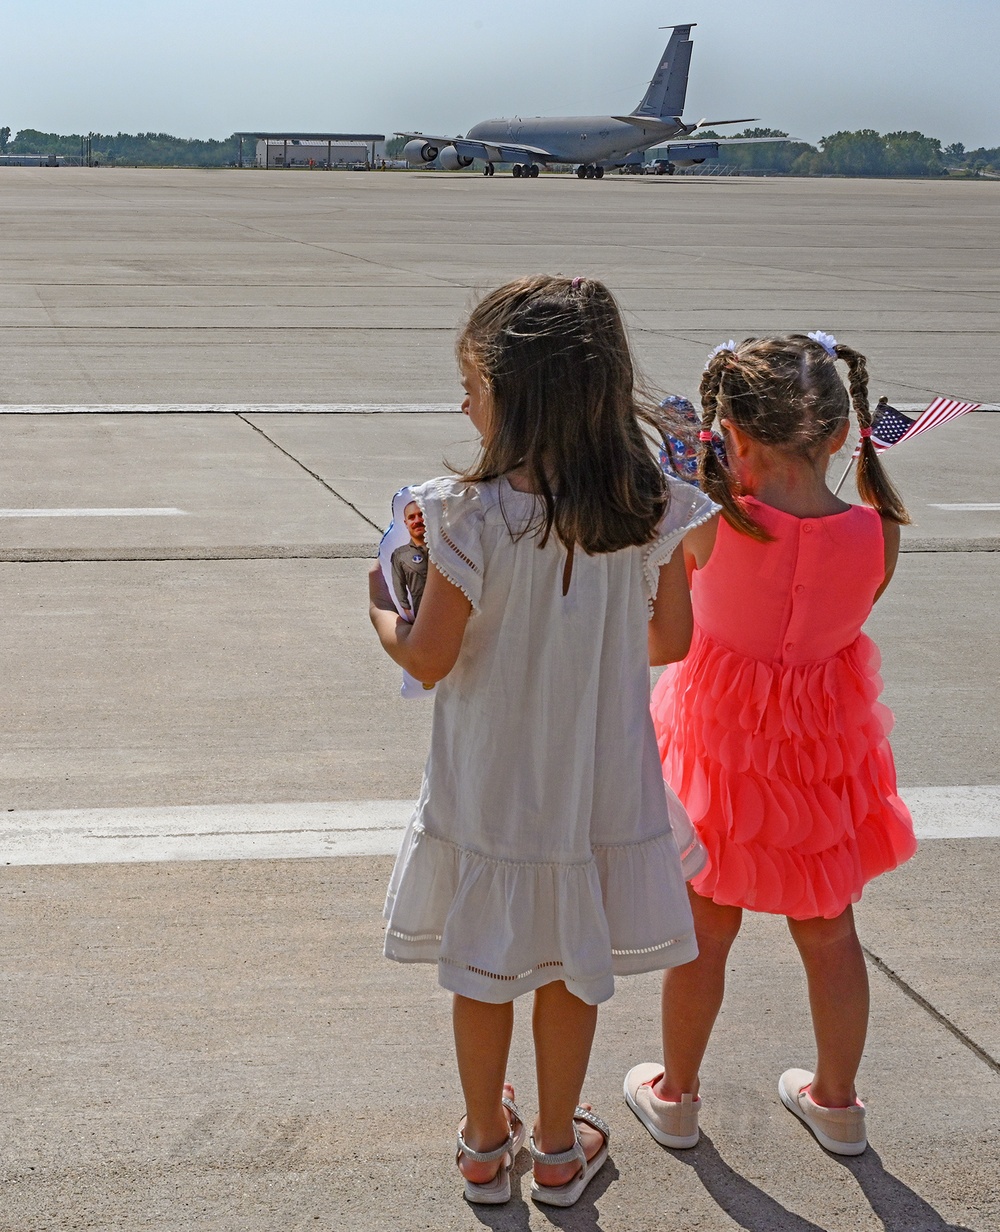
{"left": 235, "top": 132, "right": 386, "bottom": 169}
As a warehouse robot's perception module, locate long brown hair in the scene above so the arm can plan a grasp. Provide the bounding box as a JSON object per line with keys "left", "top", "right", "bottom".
{"left": 699, "top": 334, "right": 910, "bottom": 540}
{"left": 457, "top": 275, "right": 668, "bottom": 554}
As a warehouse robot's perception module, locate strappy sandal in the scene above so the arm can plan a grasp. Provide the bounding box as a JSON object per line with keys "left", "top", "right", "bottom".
{"left": 456, "top": 1093, "right": 526, "bottom": 1205}
{"left": 529, "top": 1105, "right": 610, "bottom": 1208}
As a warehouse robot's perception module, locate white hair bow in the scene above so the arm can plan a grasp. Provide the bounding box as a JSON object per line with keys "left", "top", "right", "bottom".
{"left": 705, "top": 340, "right": 737, "bottom": 368}
{"left": 807, "top": 330, "right": 838, "bottom": 357}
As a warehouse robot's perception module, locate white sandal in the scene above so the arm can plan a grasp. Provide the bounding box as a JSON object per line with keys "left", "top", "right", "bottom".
{"left": 529, "top": 1106, "right": 610, "bottom": 1208}
{"left": 456, "top": 1093, "right": 526, "bottom": 1205}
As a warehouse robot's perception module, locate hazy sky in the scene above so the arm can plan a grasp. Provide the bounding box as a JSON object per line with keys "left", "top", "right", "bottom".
{"left": 3, "top": 0, "right": 998, "bottom": 149}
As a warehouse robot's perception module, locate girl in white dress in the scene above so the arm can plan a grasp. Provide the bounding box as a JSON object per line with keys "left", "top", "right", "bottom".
{"left": 368, "top": 275, "right": 716, "bottom": 1208}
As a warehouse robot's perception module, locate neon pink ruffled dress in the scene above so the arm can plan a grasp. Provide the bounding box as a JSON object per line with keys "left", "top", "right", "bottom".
{"left": 650, "top": 497, "right": 917, "bottom": 920}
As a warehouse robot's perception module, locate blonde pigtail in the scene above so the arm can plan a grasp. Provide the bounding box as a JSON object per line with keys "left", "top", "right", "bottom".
{"left": 698, "top": 358, "right": 768, "bottom": 541}
{"left": 836, "top": 344, "right": 910, "bottom": 525}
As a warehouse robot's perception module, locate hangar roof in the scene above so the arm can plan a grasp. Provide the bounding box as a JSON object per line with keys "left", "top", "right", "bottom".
{"left": 235, "top": 132, "right": 385, "bottom": 141}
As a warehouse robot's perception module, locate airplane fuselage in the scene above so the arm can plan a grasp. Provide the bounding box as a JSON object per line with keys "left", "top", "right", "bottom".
{"left": 398, "top": 26, "right": 773, "bottom": 177}
{"left": 466, "top": 116, "right": 687, "bottom": 166}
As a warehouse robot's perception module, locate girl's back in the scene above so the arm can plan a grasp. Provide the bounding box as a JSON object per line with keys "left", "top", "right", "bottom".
{"left": 693, "top": 498, "right": 884, "bottom": 665}
{"left": 386, "top": 470, "right": 713, "bottom": 1004}
{"left": 416, "top": 473, "right": 710, "bottom": 860}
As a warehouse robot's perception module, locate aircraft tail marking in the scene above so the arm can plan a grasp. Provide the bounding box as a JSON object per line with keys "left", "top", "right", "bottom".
{"left": 632, "top": 24, "right": 695, "bottom": 121}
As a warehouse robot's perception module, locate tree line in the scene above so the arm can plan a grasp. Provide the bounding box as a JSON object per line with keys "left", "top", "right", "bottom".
{"left": 1, "top": 125, "right": 997, "bottom": 176}
{"left": 691, "top": 128, "right": 997, "bottom": 177}
{"left": 0, "top": 128, "right": 242, "bottom": 167}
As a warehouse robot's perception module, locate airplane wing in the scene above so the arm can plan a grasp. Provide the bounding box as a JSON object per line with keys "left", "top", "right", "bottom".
{"left": 650, "top": 136, "right": 801, "bottom": 161}
{"left": 711, "top": 136, "right": 805, "bottom": 145}
{"left": 395, "top": 132, "right": 555, "bottom": 163}
{"left": 658, "top": 136, "right": 801, "bottom": 152}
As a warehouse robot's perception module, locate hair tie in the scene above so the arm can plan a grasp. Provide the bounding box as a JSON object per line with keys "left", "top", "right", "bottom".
{"left": 698, "top": 430, "right": 714, "bottom": 442}
{"left": 571, "top": 277, "right": 583, "bottom": 289}
{"left": 859, "top": 427, "right": 872, "bottom": 439}
{"left": 807, "top": 330, "right": 838, "bottom": 357}
{"left": 705, "top": 339, "right": 737, "bottom": 368}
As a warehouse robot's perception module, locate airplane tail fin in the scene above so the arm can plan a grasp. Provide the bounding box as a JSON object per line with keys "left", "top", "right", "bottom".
{"left": 632, "top": 24, "right": 695, "bottom": 121}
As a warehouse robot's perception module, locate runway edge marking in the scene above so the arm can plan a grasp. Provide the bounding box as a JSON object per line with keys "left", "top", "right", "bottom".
{"left": 0, "top": 403, "right": 458, "bottom": 415}
{"left": 2, "top": 787, "right": 998, "bottom": 867}
{"left": 0, "top": 403, "right": 997, "bottom": 416}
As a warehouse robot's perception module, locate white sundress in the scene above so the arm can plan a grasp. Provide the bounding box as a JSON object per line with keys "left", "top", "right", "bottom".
{"left": 383, "top": 472, "right": 718, "bottom": 1005}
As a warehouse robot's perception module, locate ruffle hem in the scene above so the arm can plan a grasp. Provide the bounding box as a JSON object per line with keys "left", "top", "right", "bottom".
{"left": 383, "top": 810, "right": 698, "bottom": 1006}
{"left": 652, "top": 628, "right": 917, "bottom": 920}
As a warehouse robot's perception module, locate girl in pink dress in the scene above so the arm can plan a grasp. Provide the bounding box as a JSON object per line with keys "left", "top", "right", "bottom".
{"left": 625, "top": 332, "right": 917, "bottom": 1157}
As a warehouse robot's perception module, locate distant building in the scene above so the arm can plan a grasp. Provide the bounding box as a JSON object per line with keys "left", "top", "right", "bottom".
{"left": 234, "top": 132, "right": 386, "bottom": 169}
{"left": 0, "top": 153, "right": 63, "bottom": 166}
{"left": 255, "top": 138, "right": 373, "bottom": 167}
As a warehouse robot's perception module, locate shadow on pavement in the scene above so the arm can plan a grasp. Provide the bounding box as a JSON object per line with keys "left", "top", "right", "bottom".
{"left": 838, "top": 1147, "right": 979, "bottom": 1232}
{"left": 467, "top": 1155, "right": 620, "bottom": 1231}
{"left": 674, "top": 1134, "right": 827, "bottom": 1230}
{"left": 672, "top": 1134, "right": 979, "bottom": 1232}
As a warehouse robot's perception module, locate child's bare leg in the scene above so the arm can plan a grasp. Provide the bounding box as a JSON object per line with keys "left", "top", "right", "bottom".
{"left": 453, "top": 994, "right": 515, "bottom": 1183}
{"left": 656, "top": 887, "right": 743, "bottom": 1101}
{"left": 532, "top": 980, "right": 602, "bottom": 1187}
{"left": 786, "top": 906, "right": 869, "bottom": 1107}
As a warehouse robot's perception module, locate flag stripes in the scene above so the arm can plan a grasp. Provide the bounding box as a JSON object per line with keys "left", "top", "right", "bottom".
{"left": 898, "top": 397, "right": 981, "bottom": 444}
{"left": 853, "top": 397, "right": 981, "bottom": 457}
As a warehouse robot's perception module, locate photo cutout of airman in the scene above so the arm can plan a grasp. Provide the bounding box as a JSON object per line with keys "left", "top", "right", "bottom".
{"left": 378, "top": 486, "right": 437, "bottom": 699}
{"left": 390, "top": 499, "right": 429, "bottom": 619}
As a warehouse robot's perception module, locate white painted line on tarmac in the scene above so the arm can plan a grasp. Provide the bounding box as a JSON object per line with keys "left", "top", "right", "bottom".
{"left": 0, "top": 406, "right": 995, "bottom": 421}
{"left": 1, "top": 800, "right": 415, "bottom": 866}
{"left": 0, "top": 403, "right": 457, "bottom": 415}
{"left": 0, "top": 507, "right": 186, "bottom": 518}
{"left": 1, "top": 789, "right": 997, "bottom": 868}
{"left": 929, "top": 503, "right": 1000, "bottom": 512}
{"left": 902, "top": 787, "right": 1000, "bottom": 840}
{"left": 0, "top": 402, "right": 996, "bottom": 416}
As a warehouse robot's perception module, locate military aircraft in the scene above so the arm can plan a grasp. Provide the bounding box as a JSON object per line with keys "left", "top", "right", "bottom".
{"left": 398, "top": 23, "right": 785, "bottom": 179}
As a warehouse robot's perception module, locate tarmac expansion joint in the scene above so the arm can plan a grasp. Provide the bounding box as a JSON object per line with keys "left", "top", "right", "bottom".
{"left": 863, "top": 945, "right": 1000, "bottom": 1077}
{"left": 234, "top": 412, "right": 383, "bottom": 534}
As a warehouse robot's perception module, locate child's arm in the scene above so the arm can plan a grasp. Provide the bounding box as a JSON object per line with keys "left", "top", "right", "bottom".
{"left": 682, "top": 514, "right": 719, "bottom": 580}
{"left": 369, "top": 561, "right": 473, "bottom": 685}
{"left": 873, "top": 517, "right": 901, "bottom": 603}
{"left": 648, "top": 546, "right": 694, "bottom": 666}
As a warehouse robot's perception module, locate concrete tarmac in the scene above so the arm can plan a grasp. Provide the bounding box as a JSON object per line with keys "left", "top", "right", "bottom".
{"left": 0, "top": 170, "right": 997, "bottom": 1230}
{"left": 1, "top": 168, "right": 997, "bottom": 405}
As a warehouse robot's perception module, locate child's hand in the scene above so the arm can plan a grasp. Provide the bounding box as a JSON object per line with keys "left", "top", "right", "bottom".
{"left": 369, "top": 561, "right": 396, "bottom": 613}
{"left": 369, "top": 558, "right": 472, "bottom": 685}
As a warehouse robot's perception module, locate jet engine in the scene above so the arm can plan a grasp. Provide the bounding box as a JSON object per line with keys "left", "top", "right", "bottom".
{"left": 403, "top": 139, "right": 440, "bottom": 166}
{"left": 438, "top": 145, "right": 474, "bottom": 171}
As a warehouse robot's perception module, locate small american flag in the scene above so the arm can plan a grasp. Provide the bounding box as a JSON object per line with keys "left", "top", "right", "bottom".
{"left": 853, "top": 396, "right": 981, "bottom": 457}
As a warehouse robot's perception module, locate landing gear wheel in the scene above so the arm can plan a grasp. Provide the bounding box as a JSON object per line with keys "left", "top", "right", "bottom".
{"left": 595, "top": 166, "right": 605, "bottom": 179}
{"left": 529, "top": 164, "right": 539, "bottom": 178}
{"left": 512, "top": 164, "right": 522, "bottom": 178}
{"left": 585, "top": 165, "right": 596, "bottom": 179}
{"left": 483, "top": 162, "right": 495, "bottom": 177}
{"left": 576, "top": 164, "right": 588, "bottom": 179}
